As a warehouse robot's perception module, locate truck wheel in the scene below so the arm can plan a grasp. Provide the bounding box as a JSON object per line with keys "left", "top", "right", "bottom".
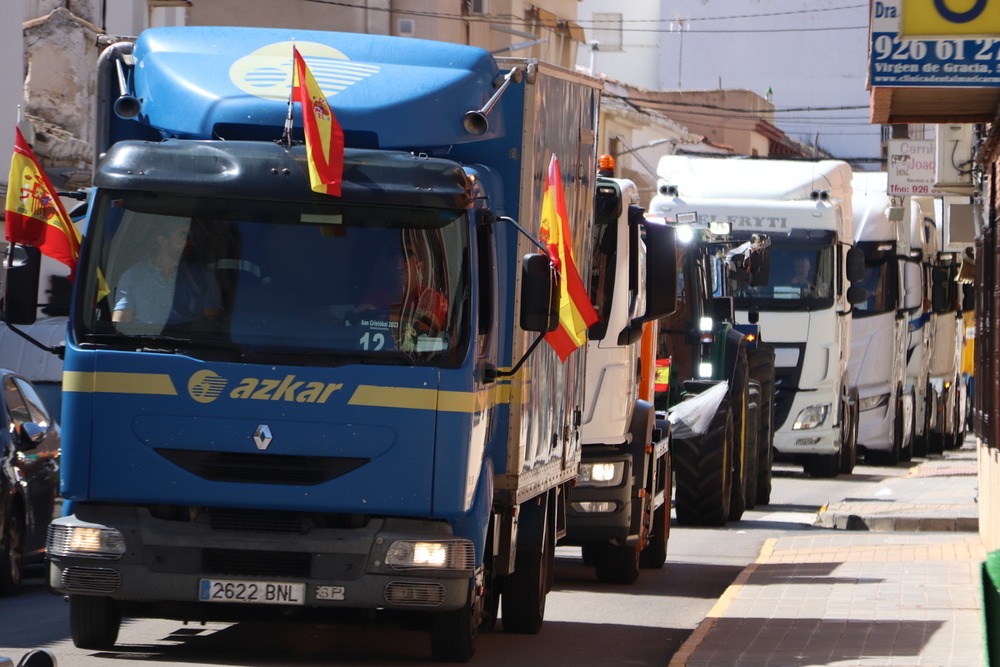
{"left": 431, "top": 601, "right": 477, "bottom": 662}
{"left": 804, "top": 453, "right": 840, "bottom": 478}
{"left": 839, "top": 388, "right": 858, "bottom": 475}
{"left": 728, "top": 346, "right": 750, "bottom": 522}
{"left": 748, "top": 345, "right": 776, "bottom": 506}
{"left": 640, "top": 455, "right": 670, "bottom": 569}
{"left": 0, "top": 505, "right": 24, "bottom": 597}
{"left": 743, "top": 381, "right": 761, "bottom": 510}
{"left": 897, "top": 392, "right": 913, "bottom": 463}
{"left": 580, "top": 545, "right": 598, "bottom": 566}
{"left": 70, "top": 595, "right": 121, "bottom": 650}
{"left": 672, "top": 399, "right": 733, "bottom": 527}
{"left": 502, "top": 516, "right": 551, "bottom": 634}
{"left": 595, "top": 544, "right": 640, "bottom": 585}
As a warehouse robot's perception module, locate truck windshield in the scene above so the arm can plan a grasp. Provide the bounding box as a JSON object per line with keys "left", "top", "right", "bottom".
{"left": 852, "top": 241, "right": 899, "bottom": 317}
{"left": 728, "top": 240, "right": 835, "bottom": 311}
{"left": 76, "top": 190, "right": 470, "bottom": 366}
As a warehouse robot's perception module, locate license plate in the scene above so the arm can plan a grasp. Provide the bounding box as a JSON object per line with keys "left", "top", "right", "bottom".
{"left": 199, "top": 578, "right": 305, "bottom": 605}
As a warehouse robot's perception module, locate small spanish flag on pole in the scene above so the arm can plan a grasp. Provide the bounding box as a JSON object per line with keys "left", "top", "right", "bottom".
{"left": 5, "top": 126, "right": 82, "bottom": 280}
{"left": 539, "top": 153, "right": 598, "bottom": 362}
{"left": 291, "top": 46, "right": 344, "bottom": 197}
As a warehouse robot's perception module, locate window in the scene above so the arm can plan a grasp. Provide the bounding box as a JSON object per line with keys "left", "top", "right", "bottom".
{"left": 592, "top": 13, "right": 623, "bottom": 52}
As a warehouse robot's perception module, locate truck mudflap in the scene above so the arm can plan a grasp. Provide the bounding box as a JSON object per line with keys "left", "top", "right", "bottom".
{"left": 47, "top": 505, "right": 476, "bottom": 616}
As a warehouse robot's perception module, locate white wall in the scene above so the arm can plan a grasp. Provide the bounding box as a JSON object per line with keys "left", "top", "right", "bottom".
{"left": 657, "top": 0, "right": 879, "bottom": 161}
{"left": 575, "top": 0, "right": 661, "bottom": 90}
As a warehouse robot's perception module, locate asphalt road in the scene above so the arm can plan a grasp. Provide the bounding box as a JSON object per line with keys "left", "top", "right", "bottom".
{"left": 0, "top": 460, "right": 912, "bottom": 666}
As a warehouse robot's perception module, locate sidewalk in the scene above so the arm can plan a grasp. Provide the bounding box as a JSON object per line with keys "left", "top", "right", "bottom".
{"left": 669, "top": 443, "right": 986, "bottom": 667}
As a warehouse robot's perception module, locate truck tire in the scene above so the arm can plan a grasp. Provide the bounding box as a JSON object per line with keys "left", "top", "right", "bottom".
{"left": 839, "top": 387, "right": 858, "bottom": 475}
{"left": 640, "top": 454, "right": 670, "bottom": 569}
{"left": 748, "top": 345, "right": 776, "bottom": 505}
{"left": 0, "top": 504, "right": 24, "bottom": 597}
{"left": 804, "top": 452, "right": 840, "bottom": 478}
{"left": 897, "top": 390, "right": 913, "bottom": 463}
{"left": 743, "top": 381, "right": 761, "bottom": 510}
{"left": 502, "top": 511, "right": 551, "bottom": 634}
{"left": 727, "top": 345, "right": 750, "bottom": 522}
{"left": 672, "top": 399, "right": 733, "bottom": 527}
{"left": 70, "top": 595, "right": 121, "bottom": 650}
{"left": 594, "top": 544, "right": 640, "bottom": 585}
{"left": 431, "top": 601, "right": 477, "bottom": 662}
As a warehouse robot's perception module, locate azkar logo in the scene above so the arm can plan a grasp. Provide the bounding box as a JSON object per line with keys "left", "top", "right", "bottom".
{"left": 228, "top": 40, "right": 380, "bottom": 102}
{"left": 188, "top": 370, "right": 343, "bottom": 405}
{"left": 898, "top": 0, "right": 1000, "bottom": 37}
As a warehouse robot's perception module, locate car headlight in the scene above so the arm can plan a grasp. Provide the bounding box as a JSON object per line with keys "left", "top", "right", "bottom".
{"left": 858, "top": 393, "right": 890, "bottom": 411}
{"left": 47, "top": 524, "right": 125, "bottom": 560}
{"left": 793, "top": 404, "right": 830, "bottom": 430}
{"left": 577, "top": 461, "right": 625, "bottom": 487}
{"left": 384, "top": 540, "right": 474, "bottom": 571}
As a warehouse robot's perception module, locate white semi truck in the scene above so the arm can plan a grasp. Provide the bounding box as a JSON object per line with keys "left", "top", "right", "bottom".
{"left": 847, "top": 172, "right": 917, "bottom": 466}
{"left": 652, "top": 156, "right": 865, "bottom": 478}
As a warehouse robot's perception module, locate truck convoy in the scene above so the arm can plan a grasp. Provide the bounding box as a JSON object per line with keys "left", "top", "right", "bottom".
{"left": 847, "top": 171, "right": 914, "bottom": 466}
{"left": 561, "top": 163, "right": 677, "bottom": 584}
{"left": 651, "top": 156, "right": 865, "bottom": 480}
{"left": 647, "top": 166, "right": 777, "bottom": 527}
{"left": 2, "top": 27, "right": 620, "bottom": 662}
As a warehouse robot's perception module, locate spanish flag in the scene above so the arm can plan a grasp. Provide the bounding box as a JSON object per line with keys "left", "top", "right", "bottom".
{"left": 539, "top": 154, "right": 598, "bottom": 361}
{"left": 5, "top": 126, "right": 81, "bottom": 279}
{"left": 291, "top": 46, "right": 344, "bottom": 197}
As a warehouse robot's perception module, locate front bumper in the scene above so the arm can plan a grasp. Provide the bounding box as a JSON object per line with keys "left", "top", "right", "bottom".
{"left": 773, "top": 390, "right": 839, "bottom": 455}
{"left": 563, "top": 452, "right": 633, "bottom": 544}
{"left": 48, "top": 504, "right": 474, "bottom": 618}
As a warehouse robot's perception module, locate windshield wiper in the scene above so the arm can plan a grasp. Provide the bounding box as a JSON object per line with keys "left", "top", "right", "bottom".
{"left": 83, "top": 333, "right": 249, "bottom": 361}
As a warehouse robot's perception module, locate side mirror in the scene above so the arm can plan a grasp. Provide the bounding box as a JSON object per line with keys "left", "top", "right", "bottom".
{"left": 846, "top": 246, "right": 865, "bottom": 284}
{"left": 930, "top": 266, "right": 948, "bottom": 313}
{"left": 14, "top": 422, "right": 45, "bottom": 451}
{"left": 2, "top": 245, "right": 41, "bottom": 325}
{"left": 635, "top": 219, "right": 676, "bottom": 322}
{"left": 847, "top": 285, "right": 868, "bottom": 305}
{"left": 520, "top": 253, "right": 559, "bottom": 332}
{"left": 902, "top": 260, "right": 922, "bottom": 311}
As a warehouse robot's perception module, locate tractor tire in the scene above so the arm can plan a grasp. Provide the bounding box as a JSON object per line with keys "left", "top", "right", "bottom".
{"left": 672, "top": 398, "right": 734, "bottom": 527}
{"left": 727, "top": 345, "right": 750, "bottom": 522}
{"left": 747, "top": 345, "right": 775, "bottom": 505}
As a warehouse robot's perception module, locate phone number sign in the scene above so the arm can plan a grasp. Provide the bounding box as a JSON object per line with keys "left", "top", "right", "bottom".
{"left": 872, "top": 0, "right": 1000, "bottom": 86}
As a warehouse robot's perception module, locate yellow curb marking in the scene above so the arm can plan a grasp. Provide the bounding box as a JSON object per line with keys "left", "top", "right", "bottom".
{"left": 667, "top": 538, "right": 777, "bottom": 667}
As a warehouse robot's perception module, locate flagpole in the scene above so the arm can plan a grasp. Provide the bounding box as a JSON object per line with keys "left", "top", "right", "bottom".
{"left": 282, "top": 43, "right": 296, "bottom": 147}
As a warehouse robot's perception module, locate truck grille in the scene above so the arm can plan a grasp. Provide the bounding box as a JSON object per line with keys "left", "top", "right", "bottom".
{"left": 203, "top": 548, "right": 312, "bottom": 578}
{"left": 154, "top": 449, "right": 369, "bottom": 485}
{"left": 384, "top": 581, "right": 446, "bottom": 607}
{"left": 209, "top": 509, "right": 309, "bottom": 533}
{"left": 61, "top": 567, "right": 121, "bottom": 593}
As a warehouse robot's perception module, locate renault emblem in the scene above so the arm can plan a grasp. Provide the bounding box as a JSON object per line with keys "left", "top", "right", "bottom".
{"left": 253, "top": 424, "right": 273, "bottom": 451}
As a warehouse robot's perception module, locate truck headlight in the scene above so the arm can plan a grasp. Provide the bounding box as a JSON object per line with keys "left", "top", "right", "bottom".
{"left": 793, "top": 404, "right": 830, "bottom": 430}
{"left": 47, "top": 524, "right": 125, "bottom": 560}
{"left": 577, "top": 461, "right": 625, "bottom": 487}
{"left": 858, "top": 393, "right": 890, "bottom": 411}
{"left": 385, "top": 539, "right": 474, "bottom": 571}
{"left": 698, "top": 362, "right": 713, "bottom": 378}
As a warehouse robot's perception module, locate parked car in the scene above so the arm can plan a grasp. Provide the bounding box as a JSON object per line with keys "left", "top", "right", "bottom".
{"left": 0, "top": 370, "right": 60, "bottom": 595}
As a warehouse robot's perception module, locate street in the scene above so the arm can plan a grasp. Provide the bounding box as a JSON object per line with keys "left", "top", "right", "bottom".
{"left": 0, "top": 460, "right": 920, "bottom": 667}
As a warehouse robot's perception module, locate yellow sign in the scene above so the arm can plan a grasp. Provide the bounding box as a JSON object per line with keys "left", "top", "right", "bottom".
{"left": 901, "top": 0, "right": 1000, "bottom": 37}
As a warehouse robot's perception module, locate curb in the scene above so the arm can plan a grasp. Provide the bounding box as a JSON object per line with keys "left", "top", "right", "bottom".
{"left": 666, "top": 537, "right": 777, "bottom": 667}
{"left": 816, "top": 503, "right": 979, "bottom": 532}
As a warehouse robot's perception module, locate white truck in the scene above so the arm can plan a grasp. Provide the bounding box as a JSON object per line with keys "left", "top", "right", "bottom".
{"left": 561, "top": 169, "right": 677, "bottom": 584}
{"left": 847, "top": 172, "right": 917, "bottom": 466}
{"left": 652, "top": 156, "right": 866, "bottom": 478}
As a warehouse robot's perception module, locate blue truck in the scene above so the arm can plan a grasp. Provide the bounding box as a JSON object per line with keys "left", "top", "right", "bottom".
{"left": 3, "top": 27, "right": 607, "bottom": 662}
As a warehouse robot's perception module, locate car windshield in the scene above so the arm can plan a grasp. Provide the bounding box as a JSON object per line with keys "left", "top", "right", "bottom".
{"left": 853, "top": 241, "right": 899, "bottom": 317}
{"left": 728, "top": 239, "right": 835, "bottom": 311}
{"left": 76, "top": 190, "right": 470, "bottom": 366}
